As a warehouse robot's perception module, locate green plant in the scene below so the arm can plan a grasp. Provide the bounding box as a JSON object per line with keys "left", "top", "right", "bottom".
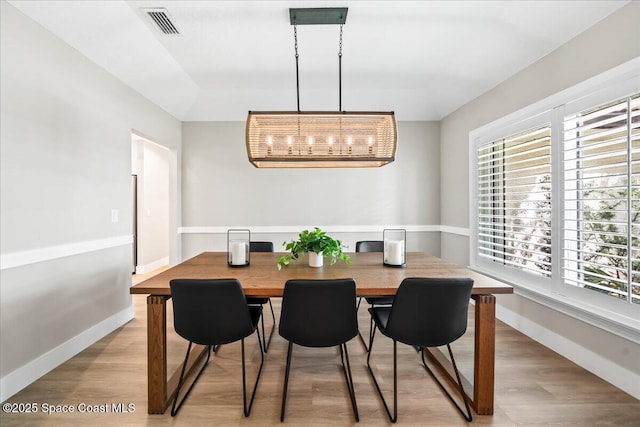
{"left": 277, "top": 227, "right": 351, "bottom": 270}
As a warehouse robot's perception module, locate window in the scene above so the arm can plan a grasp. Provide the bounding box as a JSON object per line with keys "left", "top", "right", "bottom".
{"left": 473, "top": 94, "right": 640, "bottom": 304}
{"left": 471, "top": 61, "right": 640, "bottom": 336}
{"left": 477, "top": 125, "right": 552, "bottom": 277}
{"left": 563, "top": 95, "right": 640, "bottom": 304}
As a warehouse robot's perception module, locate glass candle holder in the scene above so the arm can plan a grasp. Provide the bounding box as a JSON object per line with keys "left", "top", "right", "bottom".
{"left": 227, "top": 229, "right": 250, "bottom": 267}
{"left": 383, "top": 229, "right": 406, "bottom": 267}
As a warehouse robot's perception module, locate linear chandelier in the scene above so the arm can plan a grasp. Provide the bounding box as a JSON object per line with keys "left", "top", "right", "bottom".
{"left": 246, "top": 8, "right": 398, "bottom": 168}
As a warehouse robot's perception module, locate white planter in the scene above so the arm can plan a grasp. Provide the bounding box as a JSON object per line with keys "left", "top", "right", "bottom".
{"left": 308, "top": 252, "right": 324, "bottom": 267}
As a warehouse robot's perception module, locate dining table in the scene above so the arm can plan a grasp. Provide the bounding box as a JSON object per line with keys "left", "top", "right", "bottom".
{"left": 130, "top": 251, "right": 513, "bottom": 415}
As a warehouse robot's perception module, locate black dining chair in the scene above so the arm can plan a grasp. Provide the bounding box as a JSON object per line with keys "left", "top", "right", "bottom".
{"left": 169, "top": 278, "right": 264, "bottom": 417}
{"left": 355, "top": 240, "right": 394, "bottom": 352}
{"left": 279, "top": 278, "right": 360, "bottom": 422}
{"left": 246, "top": 241, "right": 276, "bottom": 352}
{"left": 366, "top": 277, "right": 474, "bottom": 422}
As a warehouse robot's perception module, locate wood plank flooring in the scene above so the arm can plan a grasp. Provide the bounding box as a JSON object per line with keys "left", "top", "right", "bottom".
{"left": 1, "top": 270, "right": 639, "bottom": 426}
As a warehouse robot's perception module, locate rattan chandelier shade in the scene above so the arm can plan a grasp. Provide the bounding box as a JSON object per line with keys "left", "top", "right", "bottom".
{"left": 246, "top": 111, "right": 397, "bottom": 168}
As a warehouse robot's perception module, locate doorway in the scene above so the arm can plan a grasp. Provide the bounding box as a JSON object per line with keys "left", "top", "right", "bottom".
{"left": 131, "top": 133, "right": 171, "bottom": 274}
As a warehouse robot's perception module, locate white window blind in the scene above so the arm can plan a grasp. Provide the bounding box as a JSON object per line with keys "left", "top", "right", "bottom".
{"left": 563, "top": 94, "right": 640, "bottom": 303}
{"left": 477, "top": 124, "right": 552, "bottom": 277}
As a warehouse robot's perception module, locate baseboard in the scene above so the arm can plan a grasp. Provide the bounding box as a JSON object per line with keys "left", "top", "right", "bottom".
{"left": 135, "top": 256, "right": 169, "bottom": 274}
{"left": 496, "top": 304, "right": 640, "bottom": 399}
{"left": 0, "top": 305, "right": 135, "bottom": 402}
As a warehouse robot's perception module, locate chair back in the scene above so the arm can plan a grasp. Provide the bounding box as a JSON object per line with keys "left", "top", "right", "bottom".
{"left": 170, "top": 279, "right": 256, "bottom": 346}
{"left": 279, "top": 279, "right": 358, "bottom": 347}
{"left": 355, "top": 240, "right": 384, "bottom": 253}
{"left": 250, "top": 241, "right": 274, "bottom": 252}
{"left": 384, "top": 278, "right": 473, "bottom": 347}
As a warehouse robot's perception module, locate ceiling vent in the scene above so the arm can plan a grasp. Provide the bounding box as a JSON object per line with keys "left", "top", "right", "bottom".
{"left": 143, "top": 8, "right": 180, "bottom": 35}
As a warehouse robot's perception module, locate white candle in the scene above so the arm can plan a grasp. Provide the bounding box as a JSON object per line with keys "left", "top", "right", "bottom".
{"left": 231, "top": 241, "right": 247, "bottom": 265}
{"left": 386, "top": 240, "right": 404, "bottom": 265}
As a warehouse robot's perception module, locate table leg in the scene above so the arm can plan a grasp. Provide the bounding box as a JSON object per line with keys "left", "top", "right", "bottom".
{"left": 147, "top": 295, "right": 169, "bottom": 414}
{"left": 473, "top": 294, "right": 496, "bottom": 415}
{"left": 146, "top": 295, "right": 211, "bottom": 414}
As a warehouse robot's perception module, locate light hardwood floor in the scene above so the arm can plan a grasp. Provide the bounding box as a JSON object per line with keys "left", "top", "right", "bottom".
{"left": 1, "top": 270, "right": 639, "bottom": 426}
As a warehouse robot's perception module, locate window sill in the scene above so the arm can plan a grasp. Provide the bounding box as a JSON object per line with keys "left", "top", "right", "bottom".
{"left": 470, "top": 265, "right": 640, "bottom": 344}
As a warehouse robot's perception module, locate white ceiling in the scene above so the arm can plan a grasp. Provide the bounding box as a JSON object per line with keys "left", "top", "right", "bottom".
{"left": 8, "top": 0, "right": 629, "bottom": 121}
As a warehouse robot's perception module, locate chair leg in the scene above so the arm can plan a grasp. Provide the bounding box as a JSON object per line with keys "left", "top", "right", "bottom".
{"left": 359, "top": 301, "right": 394, "bottom": 353}
{"left": 369, "top": 315, "right": 376, "bottom": 350}
{"left": 366, "top": 327, "right": 398, "bottom": 422}
{"left": 171, "top": 342, "right": 212, "bottom": 416}
{"left": 263, "top": 298, "right": 276, "bottom": 352}
{"left": 241, "top": 327, "right": 265, "bottom": 417}
{"left": 356, "top": 297, "right": 370, "bottom": 351}
{"left": 280, "top": 341, "right": 293, "bottom": 422}
{"left": 248, "top": 300, "right": 276, "bottom": 353}
{"left": 259, "top": 309, "right": 266, "bottom": 351}
{"left": 339, "top": 343, "right": 360, "bottom": 422}
{"left": 357, "top": 311, "right": 377, "bottom": 353}
{"left": 420, "top": 344, "right": 473, "bottom": 422}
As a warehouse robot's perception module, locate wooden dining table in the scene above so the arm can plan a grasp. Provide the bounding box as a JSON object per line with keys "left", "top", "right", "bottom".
{"left": 130, "top": 251, "right": 513, "bottom": 415}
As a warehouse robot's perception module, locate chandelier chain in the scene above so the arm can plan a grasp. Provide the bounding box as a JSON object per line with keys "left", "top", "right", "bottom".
{"left": 294, "top": 24, "right": 299, "bottom": 58}
{"left": 338, "top": 24, "right": 343, "bottom": 111}
{"left": 294, "top": 24, "right": 300, "bottom": 111}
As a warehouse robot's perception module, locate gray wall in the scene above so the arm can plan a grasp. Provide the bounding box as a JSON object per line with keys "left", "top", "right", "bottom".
{"left": 439, "top": 2, "right": 640, "bottom": 396}
{"left": 181, "top": 121, "right": 440, "bottom": 258}
{"left": 0, "top": 2, "right": 181, "bottom": 399}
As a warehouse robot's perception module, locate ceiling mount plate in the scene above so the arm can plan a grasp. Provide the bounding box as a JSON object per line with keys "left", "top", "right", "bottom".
{"left": 289, "top": 8, "right": 348, "bottom": 25}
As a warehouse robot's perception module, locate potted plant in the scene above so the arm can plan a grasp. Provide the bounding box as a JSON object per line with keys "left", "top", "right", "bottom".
{"left": 277, "top": 227, "right": 351, "bottom": 269}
